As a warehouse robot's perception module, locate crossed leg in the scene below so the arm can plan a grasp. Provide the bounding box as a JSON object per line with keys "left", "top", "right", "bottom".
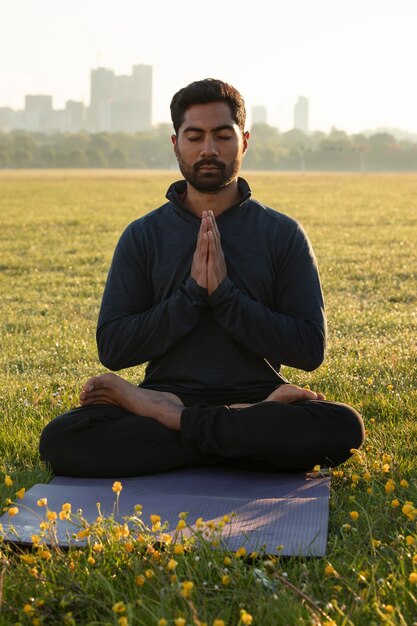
{"left": 79, "top": 373, "right": 326, "bottom": 431}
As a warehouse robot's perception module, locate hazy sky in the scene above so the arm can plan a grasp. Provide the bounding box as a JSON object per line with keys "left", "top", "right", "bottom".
{"left": 1, "top": 0, "right": 416, "bottom": 133}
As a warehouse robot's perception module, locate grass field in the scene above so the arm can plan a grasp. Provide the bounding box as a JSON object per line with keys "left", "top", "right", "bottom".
{"left": 0, "top": 170, "right": 416, "bottom": 625}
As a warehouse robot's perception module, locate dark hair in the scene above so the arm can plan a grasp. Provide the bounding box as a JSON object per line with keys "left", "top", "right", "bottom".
{"left": 170, "top": 78, "right": 246, "bottom": 134}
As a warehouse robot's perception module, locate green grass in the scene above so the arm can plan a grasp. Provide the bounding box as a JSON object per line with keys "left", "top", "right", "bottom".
{"left": 0, "top": 170, "right": 416, "bottom": 625}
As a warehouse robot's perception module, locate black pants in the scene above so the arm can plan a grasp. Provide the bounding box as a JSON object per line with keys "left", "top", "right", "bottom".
{"left": 39, "top": 390, "right": 365, "bottom": 478}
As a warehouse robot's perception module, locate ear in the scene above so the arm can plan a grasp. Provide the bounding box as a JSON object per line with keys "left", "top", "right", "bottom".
{"left": 171, "top": 134, "right": 179, "bottom": 159}
{"left": 242, "top": 130, "right": 250, "bottom": 155}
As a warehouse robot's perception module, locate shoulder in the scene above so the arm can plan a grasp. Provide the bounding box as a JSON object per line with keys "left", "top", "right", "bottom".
{"left": 247, "top": 198, "right": 306, "bottom": 237}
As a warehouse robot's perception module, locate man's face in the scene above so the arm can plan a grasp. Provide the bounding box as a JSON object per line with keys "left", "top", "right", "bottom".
{"left": 172, "top": 101, "right": 249, "bottom": 193}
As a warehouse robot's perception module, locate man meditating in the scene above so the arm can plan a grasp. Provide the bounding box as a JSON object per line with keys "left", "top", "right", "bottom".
{"left": 39, "top": 78, "right": 364, "bottom": 477}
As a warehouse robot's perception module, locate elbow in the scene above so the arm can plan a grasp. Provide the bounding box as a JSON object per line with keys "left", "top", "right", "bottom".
{"left": 296, "top": 323, "right": 326, "bottom": 371}
{"left": 303, "top": 332, "right": 326, "bottom": 371}
{"left": 302, "top": 350, "right": 325, "bottom": 372}
{"left": 96, "top": 325, "right": 124, "bottom": 371}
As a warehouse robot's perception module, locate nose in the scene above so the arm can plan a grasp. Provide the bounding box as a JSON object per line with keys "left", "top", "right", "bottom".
{"left": 200, "top": 136, "right": 219, "bottom": 159}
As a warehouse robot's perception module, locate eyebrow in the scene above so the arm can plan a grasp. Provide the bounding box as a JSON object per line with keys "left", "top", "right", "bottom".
{"left": 183, "top": 124, "right": 236, "bottom": 133}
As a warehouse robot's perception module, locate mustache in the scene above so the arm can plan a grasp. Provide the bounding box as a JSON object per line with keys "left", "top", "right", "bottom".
{"left": 194, "top": 159, "right": 225, "bottom": 170}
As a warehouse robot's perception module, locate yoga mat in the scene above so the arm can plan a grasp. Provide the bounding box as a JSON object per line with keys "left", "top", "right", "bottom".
{"left": 0, "top": 466, "right": 330, "bottom": 556}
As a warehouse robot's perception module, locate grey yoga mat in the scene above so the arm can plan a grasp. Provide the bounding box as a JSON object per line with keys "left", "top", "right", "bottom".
{"left": 0, "top": 466, "right": 330, "bottom": 556}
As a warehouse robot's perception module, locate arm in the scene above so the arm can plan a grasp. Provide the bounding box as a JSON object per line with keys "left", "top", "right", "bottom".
{"left": 97, "top": 221, "right": 208, "bottom": 371}
{"left": 205, "top": 213, "right": 326, "bottom": 372}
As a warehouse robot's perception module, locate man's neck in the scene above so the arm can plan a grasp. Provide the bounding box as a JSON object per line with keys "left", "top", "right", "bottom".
{"left": 182, "top": 180, "right": 241, "bottom": 217}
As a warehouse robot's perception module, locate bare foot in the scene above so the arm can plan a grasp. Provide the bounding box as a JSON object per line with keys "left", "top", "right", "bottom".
{"left": 229, "top": 384, "right": 325, "bottom": 408}
{"left": 79, "top": 373, "right": 183, "bottom": 430}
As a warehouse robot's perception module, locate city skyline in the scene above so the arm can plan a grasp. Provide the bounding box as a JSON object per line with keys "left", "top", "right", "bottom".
{"left": 1, "top": 0, "right": 416, "bottom": 134}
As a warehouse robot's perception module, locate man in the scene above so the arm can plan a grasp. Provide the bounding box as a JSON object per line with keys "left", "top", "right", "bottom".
{"left": 39, "top": 79, "right": 364, "bottom": 477}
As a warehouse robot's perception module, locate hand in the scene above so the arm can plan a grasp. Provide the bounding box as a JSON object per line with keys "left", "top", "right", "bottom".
{"left": 206, "top": 211, "right": 227, "bottom": 295}
{"left": 190, "top": 213, "right": 208, "bottom": 289}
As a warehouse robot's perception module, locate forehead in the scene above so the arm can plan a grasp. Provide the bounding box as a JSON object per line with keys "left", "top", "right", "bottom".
{"left": 179, "top": 101, "right": 237, "bottom": 132}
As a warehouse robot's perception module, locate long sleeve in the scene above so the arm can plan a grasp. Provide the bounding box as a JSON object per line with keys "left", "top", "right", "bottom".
{"left": 208, "top": 219, "right": 326, "bottom": 372}
{"left": 96, "top": 216, "right": 207, "bottom": 371}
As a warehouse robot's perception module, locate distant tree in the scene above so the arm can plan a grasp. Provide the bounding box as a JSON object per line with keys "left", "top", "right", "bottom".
{"left": 39, "top": 147, "right": 56, "bottom": 167}
{"left": 108, "top": 148, "right": 127, "bottom": 168}
{"left": 86, "top": 147, "right": 108, "bottom": 167}
{"left": 12, "top": 149, "right": 32, "bottom": 167}
{"left": 69, "top": 149, "right": 88, "bottom": 167}
{"left": 0, "top": 147, "right": 10, "bottom": 168}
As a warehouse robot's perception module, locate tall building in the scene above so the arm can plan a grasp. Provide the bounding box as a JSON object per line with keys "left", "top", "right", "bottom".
{"left": 294, "top": 96, "right": 309, "bottom": 134}
{"left": 251, "top": 105, "right": 267, "bottom": 125}
{"left": 88, "top": 64, "right": 152, "bottom": 132}
{"left": 89, "top": 68, "right": 114, "bottom": 132}
{"left": 25, "top": 95, "right": 53, "bottom": 132}
{"left": 131, "top": 64, "right": 152, "bottom": 131}
{"left": 65, "top": 101, "right": 85, "bottom": 133}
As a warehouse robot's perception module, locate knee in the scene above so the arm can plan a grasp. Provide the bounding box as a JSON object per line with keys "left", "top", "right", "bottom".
{"left": 330, "top": 402, "right": 365, "bottom": 466}
{"left": 38, "top": 418, "right": 59, "bottom": 468}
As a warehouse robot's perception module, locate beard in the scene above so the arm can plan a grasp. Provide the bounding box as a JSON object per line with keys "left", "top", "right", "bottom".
{"left": 175, "top": 151, "right": 243, "bottom": 193}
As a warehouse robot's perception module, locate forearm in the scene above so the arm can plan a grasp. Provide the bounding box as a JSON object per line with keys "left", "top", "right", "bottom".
{"left": 209, "top": 277, "right": 326, "bottom": 371}
{"left": 97, "top": 277, "right": 207, "bottom": 370}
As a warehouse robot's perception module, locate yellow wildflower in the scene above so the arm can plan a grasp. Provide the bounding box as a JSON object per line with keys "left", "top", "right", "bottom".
{"left": 383, "top": 605, "right": 394, "bottom": 614}
{"left": 118, "top": 617, "right": 128, "bottom": 626}
{"left": 174, "top": 619, "right": 186, "bottom": 626}
{"left": 325, "top": 563, "right": 337, "bottom": 576}
{"left": 112, "top": 481, "right": 123, "bottom": 494}
{"left": 158, "top": 620, "right": 168, "bottom": 626}
{"left": 174, "top": 544, "right": 184, "bottom": 555}
{"left": 213, "top": 620, "right": 226, "bottom": 626}
{"left": 136, "top": 574, "right": 145, "bottom": 586}
{"left": 46, "top": 511, "right": 57, "bottom": 521}
{"left": 224, "top": 556, "right": 232, "bottom": 566}
{"left": 150, "top": 514, "right": 160, "bottom": 525}
{"left": 240, "top": 609, "right": 253, "bottom": 625}
{"left": 400, "top": 479, "right": 409, "bottom": 488}
{"left": 23, "top": 604, "right": 35, "bottom": 616}
{"left": 406, "top": 535, "right": 415, "bottom": 546}
{"left": 382, "top": 454, "right": 392, "bottom": 464}
{"left": 15, "top": 487, "right": 26, "bottom": 499}
{"left": 39, "top": 549, "right": 51, "bottom": 560}
{"left": 385, "top": 479, "right": 395, "bottom": 494}
{"left": 37, "top": 498, "right": 47, "bottom": 507}
{"left": 363, "top": 471, "right": 371, "bottom": 482}
{"left": 112, "top": 601, "right": 126, "bottom": 613}
{"left": 413, "top": 555, "right": 417, "bottom": 564}
{"left": 221, "top": 574, "right": 230, "bottom": 585}
{"left": 176, "top": 519, "right": 186, "bottom": 530}
{"left": 87, "top": 556, "right": 96, "bottom": 565}
{"left": 382, "top": 463, "right": 390, "bottom": 473}
{"left": 4, "top": 475, "right": 13, "bottom": 487}
{"left": 391, "top": 499, "right": 400, "bottom": 508}
{"left": 76, "top": 528, "right": 90, "bottom": 539}
{"left": 20, "top": 554, "right": 35, "bottom": 565}
{"left": 408, "top": 572, "right": 417, "bottom": 584}
{"left": 181, "top": 580, "right": 194, "bottom": 598}
{"left": 402, "top": 503, "right": 414, "bottom": 516}
{"left": 167, "top": 558, "right": 178, "bottom": 570}
{"left": 235, "top": 546, "right": 247, "bottom": 558}
{"left": 195, "top": 517, "right": 204, "bottom": 528}
{"left": 8, "top": 506, "right": 19, "bottom": 516}
{"left": 349, "top": 511, "right": 359, "bottom": 521}
{"left": 145, "top": 569, "right": 154, "bottom": 579}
